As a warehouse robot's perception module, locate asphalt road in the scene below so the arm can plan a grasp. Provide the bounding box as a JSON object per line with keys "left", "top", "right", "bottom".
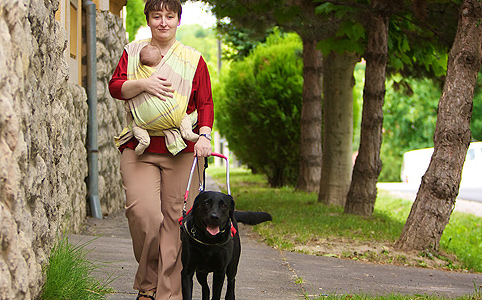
{"left": 457, "top": 186, "right": 482, "bottom": 203}
{"left": 378, "top": 182, "right": 482, "bottom": 203}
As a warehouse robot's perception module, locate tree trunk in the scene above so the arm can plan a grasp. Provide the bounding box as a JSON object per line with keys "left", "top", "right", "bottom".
{"left": 318, "top": 51, "right": 358, "bottom": 206}
{"left": 297, "top": 36, "right": 323, "bottom": 193}
{"left": 344, "top": 0, "right": 389, "bottom": 216}
{"left": 395, "top": 0, "right": 482, "bottom": 251}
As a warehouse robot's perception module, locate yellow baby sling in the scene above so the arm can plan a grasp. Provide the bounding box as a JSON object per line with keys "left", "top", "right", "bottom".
{"left": 115, "top": 39, "right": 201, "bottom": 154}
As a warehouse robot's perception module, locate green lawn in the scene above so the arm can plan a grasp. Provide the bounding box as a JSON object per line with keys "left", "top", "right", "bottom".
{"left": 208, "top": 167, "right": 482, "bottom": 273}
{"left": 208, "top": 167, "right": 482, "bottom": 299}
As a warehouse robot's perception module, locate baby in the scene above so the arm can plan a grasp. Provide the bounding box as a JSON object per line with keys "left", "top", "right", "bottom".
{"left": 125, "top": 44, "right": 199, "bottom": 155}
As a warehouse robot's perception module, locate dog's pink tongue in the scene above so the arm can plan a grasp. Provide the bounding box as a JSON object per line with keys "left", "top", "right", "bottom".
{"left": 206, "top": 225, "right": 220, "bottom": 236}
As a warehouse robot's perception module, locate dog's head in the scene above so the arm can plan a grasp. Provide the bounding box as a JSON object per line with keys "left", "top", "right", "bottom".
{"left": 191, "top": 191, "right": 235, "bottom": 237}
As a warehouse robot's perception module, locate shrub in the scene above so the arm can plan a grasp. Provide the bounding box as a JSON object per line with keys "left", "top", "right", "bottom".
{"left": 216, "top": 31, "right": 303, "bottom": 187}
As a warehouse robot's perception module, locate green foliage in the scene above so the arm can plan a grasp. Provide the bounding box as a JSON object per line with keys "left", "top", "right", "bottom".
{"left": 387, "top": 14, "right": 449, "bottom": 79}
{"left": 315, "top": 2, "right": 366, "bottom": 55}
{"left": 379, "top": 76, "right": 441, "bottom": 182}
{"left": 315, "top": 2, "right": 337, "bottom": 15}
{"left": 216, "top": 23, "right": 273, "bottom": 61}
{"left": 177, "top": 24, "right": 218, "bottom": 70}
{"left": 201, "top": 0, "right": 482, "bottom": 186}
{"left": 352, "top": 63, "right": 365, "bottom": 151}
{"left": 379, "top": 68, "right": 482, "bottom": 182}
{"left": 202, "top": 0, "right": 278, "bottom": 61}
{"left": 126, "top": 0, "right": 147, "bottom": 42}
{"left": 317, "top": 17, "right": 366, "bottom": 55}
{"left": 471, "top": 70, "right": 482, "bottom": 141}
{"left": 316, "top": 1, "right": 451, "bottom": 80}
{"left": 215, "top": 31, "right": 303, "bottom": 187}
{"left": 41, "top": 235, "right": 114, "bottom": 300}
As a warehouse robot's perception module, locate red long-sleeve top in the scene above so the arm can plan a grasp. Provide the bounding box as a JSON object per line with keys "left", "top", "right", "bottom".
{"left": 109, "top": 50, "right": 214, "bottom": 154}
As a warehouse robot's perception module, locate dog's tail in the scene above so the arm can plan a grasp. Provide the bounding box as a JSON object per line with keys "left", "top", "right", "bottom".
{"left": 234, "top": 211, "right": 272, "bottom": 225}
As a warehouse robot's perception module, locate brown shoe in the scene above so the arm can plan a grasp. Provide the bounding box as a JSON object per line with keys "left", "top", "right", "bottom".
{"left": 136, "top": 290, "right": 156, "bottom": 300}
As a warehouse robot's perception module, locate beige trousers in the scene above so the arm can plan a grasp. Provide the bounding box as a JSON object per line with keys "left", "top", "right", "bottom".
{"left": 120, "top": 149, "right": 203, "bottom": 300}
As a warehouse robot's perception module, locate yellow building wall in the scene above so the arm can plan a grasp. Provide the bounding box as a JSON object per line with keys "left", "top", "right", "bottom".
{"left": 55, "top": 0, "right": 126, "bottom": 86}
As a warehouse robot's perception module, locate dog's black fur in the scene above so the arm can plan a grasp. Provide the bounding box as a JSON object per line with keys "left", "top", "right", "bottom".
{"left": 180, "top": 191, "right": 272, "bottom": 300}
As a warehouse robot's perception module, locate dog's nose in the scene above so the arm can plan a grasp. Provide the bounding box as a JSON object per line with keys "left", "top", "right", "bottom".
{"left": 210, "top": 213, "right": 220, "bottom": 220}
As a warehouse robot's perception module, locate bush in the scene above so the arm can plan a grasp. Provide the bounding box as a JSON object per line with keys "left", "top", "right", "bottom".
{"left": 216, "top": 31, "right": 303, "bottom": 187}
{"left": 380, "top": 76, "right": 441, "bottom": 182}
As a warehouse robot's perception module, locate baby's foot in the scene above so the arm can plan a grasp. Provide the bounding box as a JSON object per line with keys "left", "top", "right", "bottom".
{"left": 135, "top": 143, "right": 148, "bottom": 155}
{"left": 183, "top": 132, "right": 199, "bottom": 142}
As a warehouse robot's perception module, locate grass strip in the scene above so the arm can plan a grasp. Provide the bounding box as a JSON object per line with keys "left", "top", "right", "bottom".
{"left": 41, "top": 235, "right": 114, "bottom": 300}
{"left": 208, "top": 167, "right": 482, "bottom": 273}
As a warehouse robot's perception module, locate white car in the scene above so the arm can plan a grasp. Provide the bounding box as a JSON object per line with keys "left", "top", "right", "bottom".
{"left": 400, "top": 141, "right": 482, "bottom": 187}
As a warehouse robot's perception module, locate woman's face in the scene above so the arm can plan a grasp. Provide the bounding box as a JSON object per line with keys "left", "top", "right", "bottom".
{"left": 147, "top": 8, "right": 180, "bottom": 44}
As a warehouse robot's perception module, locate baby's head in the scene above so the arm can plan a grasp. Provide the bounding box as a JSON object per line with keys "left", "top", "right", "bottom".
{"left": 140, "top": 45, "right": 161, "bottom": 67}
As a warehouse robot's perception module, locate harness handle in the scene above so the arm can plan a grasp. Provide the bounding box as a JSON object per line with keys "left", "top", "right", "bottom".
{"left": 182, "top": 153, "right": 230, "bottom": 217}
{"left": 211, "top": 152, "right": 230, "bottom": 195}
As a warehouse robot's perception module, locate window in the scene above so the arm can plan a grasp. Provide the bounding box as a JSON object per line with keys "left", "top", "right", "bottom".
{"left": 69, "top": 2, "right": 78, "bottom": 59}
{"left": 54, "top": 0, "right": 126, "bottom": 85}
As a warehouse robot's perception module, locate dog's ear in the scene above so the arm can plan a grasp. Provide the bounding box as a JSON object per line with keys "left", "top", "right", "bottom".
{"left": 191, "top": 191, "right": 206, "bottom": 213}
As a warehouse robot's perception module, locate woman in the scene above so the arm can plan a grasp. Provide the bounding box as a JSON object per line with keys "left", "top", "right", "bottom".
{"left": 108, "top": 0, "right": 214, "bottom": 299}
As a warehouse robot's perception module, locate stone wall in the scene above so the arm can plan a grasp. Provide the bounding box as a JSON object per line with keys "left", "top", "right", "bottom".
{"left": 95, "top": 10, "right": 126, "bottom": 216}
{"left": 0, "top": 0, "right": 126, "bottom": 299}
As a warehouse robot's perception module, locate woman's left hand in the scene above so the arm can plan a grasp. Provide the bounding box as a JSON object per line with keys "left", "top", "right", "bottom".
{"left": 194, "top": 131, "right": 212, "bottom": 158}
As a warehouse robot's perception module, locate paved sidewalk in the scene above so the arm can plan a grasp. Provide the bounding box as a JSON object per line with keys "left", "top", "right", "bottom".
{"left": 70, "top": 176, "right": 482, "bottom": 299}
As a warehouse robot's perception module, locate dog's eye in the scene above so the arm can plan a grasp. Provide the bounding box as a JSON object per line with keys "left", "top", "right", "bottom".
{"left": 220, "top": 203, "right": 227, "bottom": 209}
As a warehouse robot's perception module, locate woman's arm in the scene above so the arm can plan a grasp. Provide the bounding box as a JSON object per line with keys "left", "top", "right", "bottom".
{"left": 192, "top": 57, "right": 214, "bottom": 158}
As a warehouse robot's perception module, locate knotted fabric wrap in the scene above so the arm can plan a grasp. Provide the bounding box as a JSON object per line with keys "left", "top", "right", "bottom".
{"left": 115, "top": 39, "right": 201, "bottom": 155}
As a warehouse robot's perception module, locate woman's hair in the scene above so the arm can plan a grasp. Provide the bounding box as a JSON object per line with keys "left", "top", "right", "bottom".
{"left": 144, "top": 0, "right": 182, "bottom": 21}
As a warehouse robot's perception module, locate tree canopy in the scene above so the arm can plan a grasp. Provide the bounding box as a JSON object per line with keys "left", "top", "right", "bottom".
{"left": 125, "top": 0, "right": 146, "bottom": 42}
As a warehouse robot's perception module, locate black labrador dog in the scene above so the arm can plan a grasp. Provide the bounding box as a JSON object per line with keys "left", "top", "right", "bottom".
{"left": 180, "top": 191, "right": 272, "bottom": 300}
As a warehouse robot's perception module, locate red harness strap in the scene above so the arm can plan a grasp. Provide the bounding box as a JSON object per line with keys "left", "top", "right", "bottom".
{"left": 178, "top": 207, "right": 193, "bottom": 226}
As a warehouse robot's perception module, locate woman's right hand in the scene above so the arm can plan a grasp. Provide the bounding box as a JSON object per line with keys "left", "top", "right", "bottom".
{"left": 120, "top": 75, "right": 174, "bottom": 100}
{"left": 143, "top": 75, "right": 174, "bottom": 100}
